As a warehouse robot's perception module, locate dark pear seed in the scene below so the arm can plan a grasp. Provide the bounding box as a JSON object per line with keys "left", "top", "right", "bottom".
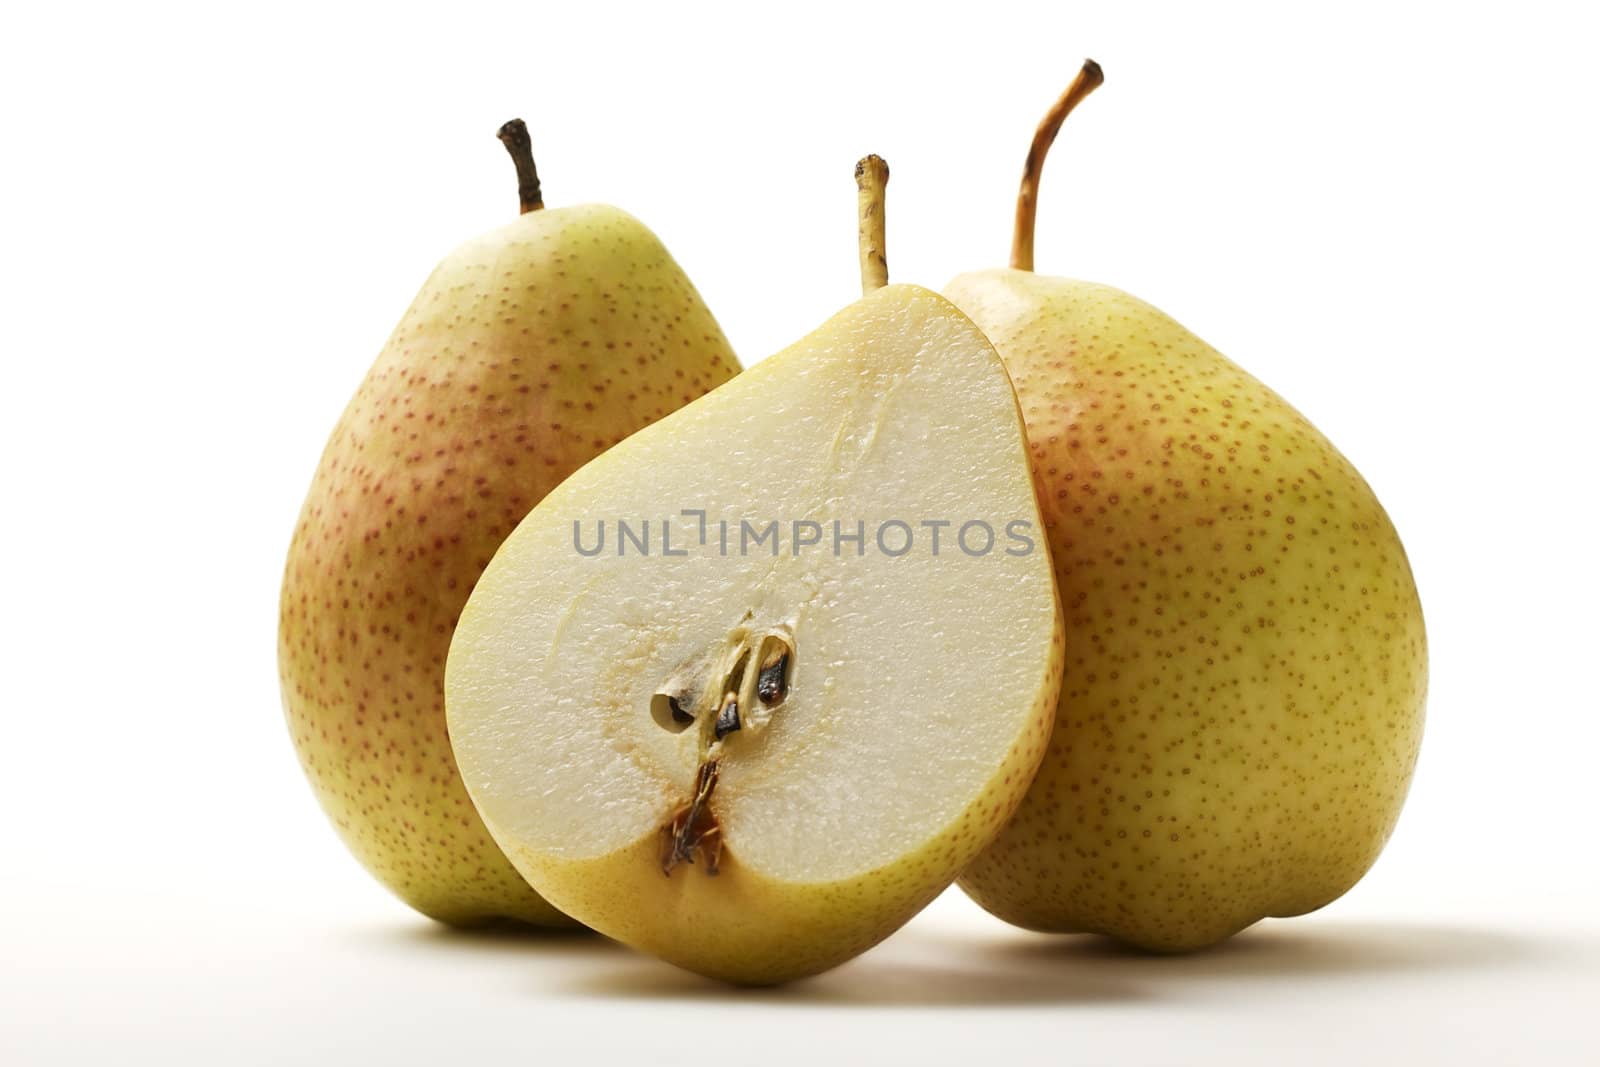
{"left": 714, "top": 693, "right": 741, "bottom": 739}
{"left": 668, "top": 694, "right": 694, "bottom": 725}
{"left": 757, "top": 652, "right": 790, "bottom": 706}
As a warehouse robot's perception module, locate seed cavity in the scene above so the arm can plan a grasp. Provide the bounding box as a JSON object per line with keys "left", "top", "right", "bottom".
{"left": 650, "top": 687, "right": 699, "bottom": 733}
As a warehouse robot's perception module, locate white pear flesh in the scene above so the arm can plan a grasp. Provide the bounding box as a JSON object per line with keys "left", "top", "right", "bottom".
{"left": 446, "top": 284, "right": 1063, "bottom": 984}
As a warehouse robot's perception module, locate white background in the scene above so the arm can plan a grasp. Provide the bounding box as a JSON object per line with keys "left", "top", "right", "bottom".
{"left": 3, "top": 1, "right": 1597, "bottom": 1064}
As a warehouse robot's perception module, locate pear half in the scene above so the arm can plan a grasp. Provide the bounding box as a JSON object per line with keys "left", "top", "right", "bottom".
{"left": 446, "top": 282, "right": 1063, "bottom": 984}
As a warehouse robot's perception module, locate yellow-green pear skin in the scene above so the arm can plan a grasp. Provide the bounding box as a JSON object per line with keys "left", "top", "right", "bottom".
{"left": 943, "top": 270, "right": 1427, "bottom": 951}
{"left": 279, "top": 203, "right": 739, "bottom": 925}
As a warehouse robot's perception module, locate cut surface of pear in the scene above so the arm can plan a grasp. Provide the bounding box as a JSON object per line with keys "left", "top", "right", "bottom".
{"left": 280, "top": 172, "right": 739, "bottom": 926}
{"left": 446, "top": 283, "right": 1063, "bottom": 983}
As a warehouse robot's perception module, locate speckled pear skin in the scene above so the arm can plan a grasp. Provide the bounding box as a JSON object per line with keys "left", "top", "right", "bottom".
{"left": 279, "top": 204, "right": 739, "bottom": 925}
{"left": 944, "top": 270, "right": 1427, "bottom": 951}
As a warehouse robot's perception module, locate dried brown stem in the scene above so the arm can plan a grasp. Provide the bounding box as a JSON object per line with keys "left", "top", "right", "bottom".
{"left": 1011, "top": 60, "right": 1104, "bottom": 272}
{"left": 496, "top": 118, "right": 544, "bottom": 214}
{"left": 662, "top": 759, "right": 723, "bottom": 876}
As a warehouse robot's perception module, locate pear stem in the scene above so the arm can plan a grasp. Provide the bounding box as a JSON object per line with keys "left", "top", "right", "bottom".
{"left": 855, "top": 154, "right": 890, "bottom": 294}
{"left": 496, "top": 118, "right": 544, "bottom": 214}
{"left": 1010, "top": 59, "right": 1104, "bottom": 272}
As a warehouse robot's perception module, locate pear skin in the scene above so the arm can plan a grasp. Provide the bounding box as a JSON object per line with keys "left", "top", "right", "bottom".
{"left": 944, "top": 64, "right": 1426, "bottom": 950}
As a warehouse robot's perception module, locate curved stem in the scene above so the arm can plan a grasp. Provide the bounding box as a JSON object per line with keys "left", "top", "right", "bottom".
{"left": 854, "top": 154, "right": 890, "bottom": 294}
{"left": 1011, "top": 59, "right": 1103, "bottom": 272}
{"left": 496, "top": 118, "right": 544, "bottom": 214}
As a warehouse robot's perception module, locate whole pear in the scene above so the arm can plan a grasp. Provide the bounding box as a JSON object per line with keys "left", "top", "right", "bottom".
{"left": 944, "top": 64, "right": 1427, "bottom": 950}
{"left": 279, "top": 121, "right": 740, "bottom": 925}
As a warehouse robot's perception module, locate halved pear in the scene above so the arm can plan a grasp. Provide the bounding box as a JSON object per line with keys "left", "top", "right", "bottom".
{"left": 446, "top": 262, "right": 1063, "bottom": 982}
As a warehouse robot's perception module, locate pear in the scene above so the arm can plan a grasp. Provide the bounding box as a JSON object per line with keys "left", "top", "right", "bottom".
{"left": 445, "top": 157, "right": 1063, "bottom": 983}
{"left": 279, "top": 120, "right": 740, "bottom": 926}
{"left": 944, "top": 63, "right": 1427, "bottom": 951}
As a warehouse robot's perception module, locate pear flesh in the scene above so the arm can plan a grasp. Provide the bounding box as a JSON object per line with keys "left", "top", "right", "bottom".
{"left": 279, "top": 203, "right": 739, "bottom": 926}
{"left": 943, "top": 270, "right": 1427, "bottom": 950}
{"left": 446, "top": 284, "right": 1064, "bottom": 983}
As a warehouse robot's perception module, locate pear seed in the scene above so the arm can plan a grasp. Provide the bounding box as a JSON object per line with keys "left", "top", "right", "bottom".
{"left": 757, "top": 649, "right": 791, "bottom": 707}
{"left": 714, "top": 692, "right": 741, "bottom": 739}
